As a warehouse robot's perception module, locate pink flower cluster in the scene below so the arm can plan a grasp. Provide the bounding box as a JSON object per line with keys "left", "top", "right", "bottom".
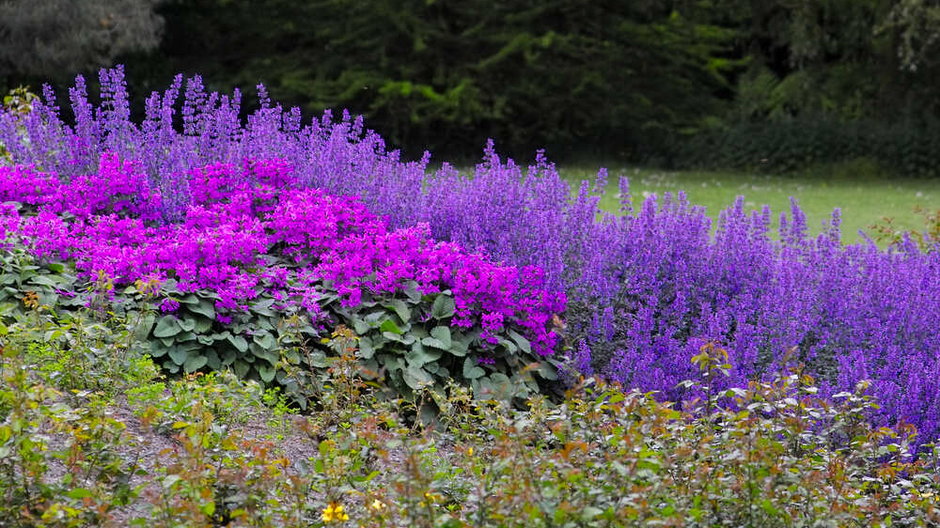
{"left": 0, "top": 154, "right": 564, "bottom": 355}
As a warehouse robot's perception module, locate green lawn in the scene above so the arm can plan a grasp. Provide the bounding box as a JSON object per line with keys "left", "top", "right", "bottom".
{"left": 560, "top": 162, "right": 940, "bottom": 244}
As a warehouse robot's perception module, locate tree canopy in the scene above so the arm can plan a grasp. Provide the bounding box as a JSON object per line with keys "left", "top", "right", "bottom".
{"left": 5, "top": 0, "right": 940, "bottom": 165}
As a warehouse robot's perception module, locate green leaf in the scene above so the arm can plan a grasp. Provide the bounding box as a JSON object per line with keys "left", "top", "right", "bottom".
{"left": 406, "top": 342, "right": 443, "bottom": 367}
{"left": 253, "top": 331, "right": 277, "bottom": 350}
{"left": 178, "top": 317, "right": 196, "bottom": 332}
{"left": 221, "top": 348, "right": 237, "bottom": 366}
{"left": 153, "top": 316, "right": 182, "bottom": 338}
{"left": 46, "top": 262, "right": 65, "bottom": 274}
{"left": 383, "top": 299, "right": 411, "bottom": 323}
{"left": 463, "top": 357, "right": 485, "bottom": 380}
{"left": 149, "top": 340, "right": 168, "bottom": 358}
{"left": 508, "top": 330, "right": 531, "bottom": 354}
{"left": 168, "top": 346, "right": 189, "bottom": 366}
{"left": 380, "top": 319, "right": 403, "bottom": 335}
{"left": 402, "top": 280, "right": 422, "bottom": 303}
{"left": 28, "top": 275, "right": 61, "bottom": 287}
{"left": 179, "top": 294, "right": 201, "bottom": 306}
{"left": 66, "top": 488, "right": 94, "bottom": 499}
{"left": 431, "top": 295, "right": 455, "bottom": 319}
{"left": 135, "top": 314, "right": 156, "bottom": 341}
{"left": 232, "top": 359, "right": 250, "bottom": 378}
{"left": 251, "top": 345, "right": 279, "bottom": 366}
{"left": 430, "top": 326, "right": 452, "bottom": 348}
{"left": 449, "top": 339, "right": 469, "bottom": 357}
{"left": 359, "top": 336, "right": 376, "bottom": 359}
{"left": 250, "top": 298, "right": 276, "bottom": 317}
{"left": 257, "top": 364, "right": 276, "bottom": 383}
{"left": 184, "top": 355, "right": 208, "bottom": 373}
{"left": 175, "top": 331, "right": 197, "bottom": 343}
{"left": 189, "top": 300, "right": 216, "bottom": 319}
{"left": 205, "top": 349, "right": 221, "bottom": 370}
{"left": 307, "top": 350, "right": 329, "bottom": 368}
{"left": 227, "top": 334, "right": 249, "bottom": 353}
{"left": 193, "top": 316, "right": 213, "bottom": 334}
{"left": 421, "top": 337, "right": 447, "bottom": 349}
{"left": 533, "top": 361, "right": 558, "bottom": 380}
{"left": 402, "top": 365, "right": 433, "bottom": 389}
{"left": 351, "top": 317, "right": 371, "bottom": 336}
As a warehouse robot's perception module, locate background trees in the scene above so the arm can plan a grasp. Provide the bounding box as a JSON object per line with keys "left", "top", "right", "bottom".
{"left": 4, "top": 0, "right": 940, "bottom": 169}
{"left": 0, "top": 0, "right": 164, "bottom": 84}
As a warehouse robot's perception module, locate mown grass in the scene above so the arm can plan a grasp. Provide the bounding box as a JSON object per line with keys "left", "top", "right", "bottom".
{"left": 561, "top": 159, "right": 940, "bottom": 243}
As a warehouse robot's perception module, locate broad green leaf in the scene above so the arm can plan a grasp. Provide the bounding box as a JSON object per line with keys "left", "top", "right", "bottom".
{"left": 253, "top": 331, "right": 277, "bottom": 350}
{"left": 421, "top": 337, "right": 447, "bottom": 349}
{"left": 402, "top": 365, "right": 433, "bottom": 389}
{"left": 257, "top": 364, "right": 276, "bottom": 383}
{"left": 189, "top": 300, "right": 216, "bottom": 320}
{"left": 175, "top": 331, "right": 197, "bottom": 343}
{"left": 153, "top": 316, "right": 182, "bottom": 338}
{"left": 221, "top": 348, "right": 237, "bottom": 366}
{"left": 351, "top": 317, "right": 371, "bottom": 335}
{"left": 66, "top": 488, "right": 93, "bottom": 499}
{"left": 402, "top": 280, "right": 422, "bottom": 303}
{"left": 232, "top": 359, "right": 250, "bottom": 378}
{"left": 533, "top": 361, "right": 558, "bottom": 380}
{"left": 179, "top": 294, "right": 201, "bottom": 306}
{"left": 205, "top": 349, "right": 221, "bottom": 370}
{"left": 252, "top": 346, "right": 279, "bottom": 366}
{"left": 383, "top": 299, "right": 411, "bottom": 323}
{"left": 250, "top": 298, "right": 276, "bottom": 317}
{"left": 406, "top": 342, "right": 443, "bottom": 367}
{"left": 183, "top": 355, "right": 207, "bottom": 373}
{"left": 193, "top": 316, "right": 213, "bottom": 334}
{"left": 29, "top": 275, "right": 61, "bottom": 287}
{"left": 508, "top": 330, "right": 531, "bottom": 354}
{"left": 380, "top": 319, "right": 402, "bottom": 335}
{"left": 449, "top": 339, "right": 469, "bottom": 357}
{"left": 463, "top": 357, "right": 485, "bottom": 380}
{"left": 162, "top": 360, "right": 180, "bottom": 374}
{"left": 430, "top": 326, "right": 451, "bottom": 348}
{"left": 359, "top": 336, "right": 375, "bottom": 359}
{"left": 227, "top": 334, "right": 249, "bottom": 353}
{"left": 431, "top": 295, "right": 455, "bottom": 319}
{"left": 148, "top": 341, "right": 167, "bottom": 358}
{"left": 134, "top": 314, "right": 156, "bottom": 341}
{"left": 168, "top": 346, "right": 189, "bottom": 366}
{"left": 178, "top": 317, "right": 196, "bottom": 332}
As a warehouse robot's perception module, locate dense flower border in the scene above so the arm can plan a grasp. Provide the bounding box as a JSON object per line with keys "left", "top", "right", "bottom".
{"left": 1, "top": 66, "right": 938, "bottom": 442}
{"left": 0, "top": 155, "right": 564, "bottom": 356}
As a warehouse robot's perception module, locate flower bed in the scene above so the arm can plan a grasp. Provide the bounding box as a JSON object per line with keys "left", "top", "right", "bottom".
{"left": 1, "top": 66, "right": 938, "bottom": 442}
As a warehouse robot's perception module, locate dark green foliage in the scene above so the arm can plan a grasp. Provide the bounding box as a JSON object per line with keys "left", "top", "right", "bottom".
{"left": 149, "top": 0, "right": 735, "bottom": 159}
{"left": 676, "top": 118, "right": 940, "bottom": 177}
{"left": 141, "top": 278, "right": 558, "bottom": 409}
{"left": 6, "top": 0, "right": 937, "bottom": 169}
{"left": 0, "top": 244, "right": 555, "bottom": 409}
{"left": 0, "top": 0, "right": 164, "bottom": 84}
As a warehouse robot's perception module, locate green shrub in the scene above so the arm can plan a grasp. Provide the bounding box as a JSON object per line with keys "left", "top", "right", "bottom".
{"left": 140, "top": 276, "right": 558, "bottom": 410}
{"left": 676, "top": 118, "right": 940, "bottom": 178}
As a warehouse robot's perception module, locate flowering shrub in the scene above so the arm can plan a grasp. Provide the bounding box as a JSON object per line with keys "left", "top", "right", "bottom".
{"left": 0, "top": 155, "right": 563, "bottom": 403}
{"left": 1, "top": 66, "right": 939, "bottom": 442}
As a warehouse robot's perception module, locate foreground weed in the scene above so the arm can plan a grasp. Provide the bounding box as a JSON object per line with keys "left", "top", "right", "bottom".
{"left": 0, "top": 344, "right": 142, "bottom": 527}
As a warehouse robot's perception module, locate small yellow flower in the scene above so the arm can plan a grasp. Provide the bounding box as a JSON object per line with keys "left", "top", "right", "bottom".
{"left": 467, "top": 447, "right": 474, "bottom": 457}
{"left": 321, "top": 502, "right": 349, "bottom": 523}
{"left": 369, "top": 499, "right": 387, "bottom": 511}
{"left": 423, "top": 491, "right": 443, "bottom": 503}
